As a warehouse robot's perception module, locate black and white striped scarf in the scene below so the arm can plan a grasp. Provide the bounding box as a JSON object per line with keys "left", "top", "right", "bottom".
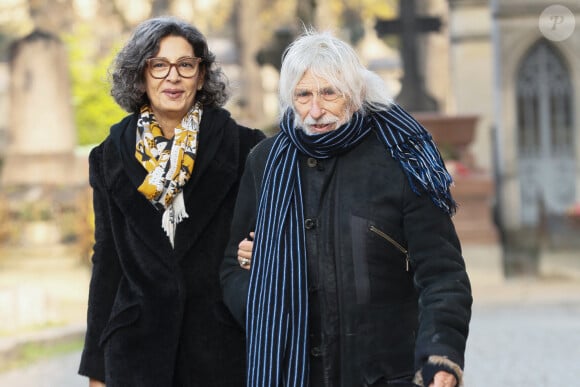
{"left": 246, "top": 104, "right": 455, "bottom": 387}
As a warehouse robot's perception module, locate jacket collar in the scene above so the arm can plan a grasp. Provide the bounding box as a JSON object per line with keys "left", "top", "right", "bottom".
{"left": 105, "top": 106, "right": 240, "bottom": 260}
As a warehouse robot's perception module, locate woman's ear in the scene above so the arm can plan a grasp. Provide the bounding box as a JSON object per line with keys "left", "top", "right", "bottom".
{"left": 197, "top": 69, "right": 206, "bottom": 90}
{"left": 136, "top": 80, "right": 147, "bottom": 93}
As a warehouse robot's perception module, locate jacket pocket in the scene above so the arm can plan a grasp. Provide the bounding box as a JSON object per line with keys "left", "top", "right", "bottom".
{"left": 98, "top": 303, "right": 140, "bottom": 346}
{"left": 351, "top": 215, "right": 412, "bottom": 304}
{"left": 369, "top": 225, "right": 410, "bottom": 272}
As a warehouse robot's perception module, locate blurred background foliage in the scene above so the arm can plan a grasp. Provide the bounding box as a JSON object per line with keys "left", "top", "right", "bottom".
{"left": 64, "top": 25, "right": 126, "bottom": 146}
{"left": 0, "top": 0, "right": 398, "bottom": 252}
{"left": 1, "top": 0, "right": 398, "bottom": 147}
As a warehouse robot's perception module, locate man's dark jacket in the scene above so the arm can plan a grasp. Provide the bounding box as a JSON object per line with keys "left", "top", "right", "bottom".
{"left": 221, "top": 130, "right": 472, "bottom": 387}
{"left": 78, "top": 106, "right": 265, "bottom": 386}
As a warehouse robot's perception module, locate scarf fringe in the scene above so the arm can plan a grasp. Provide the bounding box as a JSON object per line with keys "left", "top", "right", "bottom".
{"left": 390, "top": 135, "right": 457, "bottom": 215}
{"left": 373, "top": 105, "right": 457, "bottom": 215}
{"left": 161, "top": 192, "right": 188, "bottom": 247}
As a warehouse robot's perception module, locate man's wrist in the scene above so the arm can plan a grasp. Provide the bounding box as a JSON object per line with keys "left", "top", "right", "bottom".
{"left": 413, "top": 355, "right": 463, "bottom": 386}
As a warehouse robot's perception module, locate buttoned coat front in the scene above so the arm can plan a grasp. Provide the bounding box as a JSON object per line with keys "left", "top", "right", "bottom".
{"left": 78, "top": 106, "right": 265, "bottom": 386}
{"left": 221, "top": 130, "right": 472, "bottom": 387}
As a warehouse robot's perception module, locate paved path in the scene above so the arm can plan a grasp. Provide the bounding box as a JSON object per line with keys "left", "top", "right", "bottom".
{"left": 1, "top": 287, "right": 579, "bottom": 386}
{"left": 464, "top": 300, "right": 580, "bottom": 386}
{"left": 2, "top": 244, "right": 580, "bottom": 386}
{"left": 0, "top": 351, "right": 85, "bottom": 387}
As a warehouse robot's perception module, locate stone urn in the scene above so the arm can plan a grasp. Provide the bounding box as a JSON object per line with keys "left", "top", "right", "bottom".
{"left": 413, "top": 113, "right": 478, "bottom": 168}
{"left": 412, "top": 113, "right": 497, "bottom": 245}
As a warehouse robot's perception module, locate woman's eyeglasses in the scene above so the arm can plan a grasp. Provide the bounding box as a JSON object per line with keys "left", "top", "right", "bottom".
{"left": 146, "top": 56, "right": 202, "bottom": 79}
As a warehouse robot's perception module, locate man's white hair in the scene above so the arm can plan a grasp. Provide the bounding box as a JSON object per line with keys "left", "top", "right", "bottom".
{"left": 278, "top": 29, "right": 394, "bottom": 118}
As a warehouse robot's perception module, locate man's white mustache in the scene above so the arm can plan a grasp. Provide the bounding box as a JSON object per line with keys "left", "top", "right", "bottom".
{"left": 303, "top": 116, "right": 339, "bottom": 125}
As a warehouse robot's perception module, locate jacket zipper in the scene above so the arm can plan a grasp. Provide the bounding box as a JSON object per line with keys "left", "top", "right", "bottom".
{"left": 369, "top": 225, "right": 410, "bottom": 271}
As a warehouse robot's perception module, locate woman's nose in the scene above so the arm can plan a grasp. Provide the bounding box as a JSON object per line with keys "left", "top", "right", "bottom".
{"left": 166, "top": 65, "right": 180, "bottom": 80}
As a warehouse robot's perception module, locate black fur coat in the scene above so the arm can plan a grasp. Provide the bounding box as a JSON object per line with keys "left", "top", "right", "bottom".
{"left": 78, "top": 106, "right": 265, "bottom": 386}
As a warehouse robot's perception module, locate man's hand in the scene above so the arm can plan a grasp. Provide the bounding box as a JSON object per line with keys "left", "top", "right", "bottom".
{"left": 89, "top": 378, "right": 105, "bottom": 387}
{"left": 237, "top": 232, "right": 254, "bottom": 270}
{"left": 429, "top": 370, "right": 457, "bottom": 387}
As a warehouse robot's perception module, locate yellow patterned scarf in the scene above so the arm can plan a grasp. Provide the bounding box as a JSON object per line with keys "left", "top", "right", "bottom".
{"left": 135, "top": 102, "right": 202, "bottom": 247}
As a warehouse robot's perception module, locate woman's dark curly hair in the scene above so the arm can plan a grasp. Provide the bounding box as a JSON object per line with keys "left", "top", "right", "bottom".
{"left": 110, "top": 16, "right": 230, "bottom": 112}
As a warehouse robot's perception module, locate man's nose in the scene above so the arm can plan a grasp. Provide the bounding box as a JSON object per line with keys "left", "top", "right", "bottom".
{"left": 308, "top": 97, "right": 324, "bottom": 119}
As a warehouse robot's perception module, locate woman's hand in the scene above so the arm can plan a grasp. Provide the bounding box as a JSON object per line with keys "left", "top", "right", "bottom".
{"left": 237, "top": 232, "right": 254, "bottom": 270}
{"left": 89, "top": 378, "right": 106, "bottom": 387}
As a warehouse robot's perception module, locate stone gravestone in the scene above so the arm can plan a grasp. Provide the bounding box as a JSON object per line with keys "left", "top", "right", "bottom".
{"left": 375, "top": 1, "right": 496, "bottom": 240}
{"left": 0, "top": 31, "right": 90, "bottom": 332}
{"left": 376, "top": 1, "right": 501, "bottom": 284}
{"left": 1, "top": 30, "right": 83, "bottom": 187}
{"left": 0, "top": 30, "right": 89, "bottom": 248}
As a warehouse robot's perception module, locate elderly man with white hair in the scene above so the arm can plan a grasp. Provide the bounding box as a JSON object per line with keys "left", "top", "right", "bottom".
{"left": 221, "top": 29, "right": 472, "bottom": 387}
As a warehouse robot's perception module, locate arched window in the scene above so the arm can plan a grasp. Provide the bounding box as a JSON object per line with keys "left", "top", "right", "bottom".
{"left": 516, "top": 40, "right": 575, "bottom": 224}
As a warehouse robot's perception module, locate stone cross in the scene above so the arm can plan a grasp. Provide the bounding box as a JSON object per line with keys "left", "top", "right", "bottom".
{"left": 375, "top": 0, "right": 441, "bottom": 112}
{"left": 256, "top": 27, "right": 295, "bottom": 72}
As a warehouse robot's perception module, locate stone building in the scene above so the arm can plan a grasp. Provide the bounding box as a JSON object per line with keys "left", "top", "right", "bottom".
{"left": 446, "top": 0, "right": 580, "bottom": 275}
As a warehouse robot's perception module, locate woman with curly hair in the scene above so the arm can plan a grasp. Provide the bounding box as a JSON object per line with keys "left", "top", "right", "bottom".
{"left": 78, "top": 16, "right": 264, "bottom": 387}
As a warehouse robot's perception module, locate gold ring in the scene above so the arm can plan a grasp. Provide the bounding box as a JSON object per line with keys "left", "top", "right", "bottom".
{"left": 239, "top": 258, "right": 250, "bottom": 266}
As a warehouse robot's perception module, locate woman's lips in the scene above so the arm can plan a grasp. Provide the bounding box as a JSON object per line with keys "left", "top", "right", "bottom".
{"left": 164, "top": 90, "right": 184, "bottom": 98}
